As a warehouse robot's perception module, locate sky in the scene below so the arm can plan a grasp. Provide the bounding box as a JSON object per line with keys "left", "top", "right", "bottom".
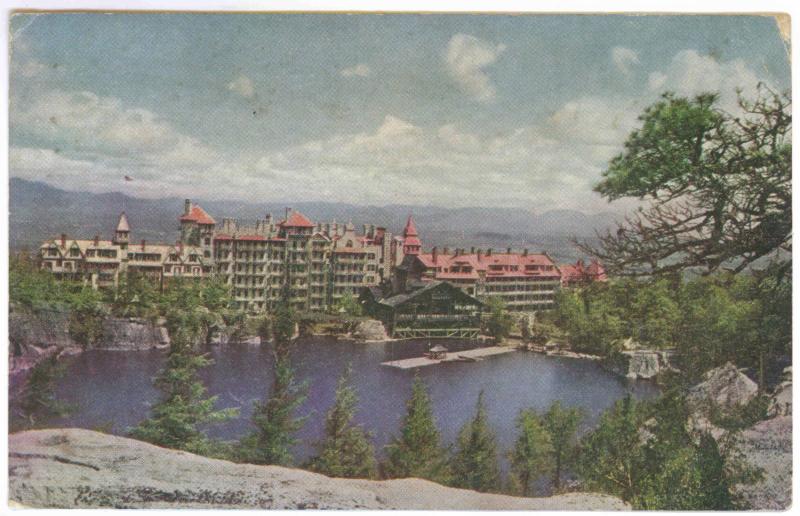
{"left": 9, "top": 13, "right": 790, "bottom": 213}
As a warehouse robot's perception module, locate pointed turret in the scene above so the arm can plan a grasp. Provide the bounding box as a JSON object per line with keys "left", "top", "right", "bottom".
{"left": 114, "top": 212, "right": 130, "bottom": 247}
{"left": 402, "top": 215, "right": 422, "bottom": 255}
{"left": 116, "top": 212, "right": 130, "bottom": 233}
{"left": 403, "top": 215, "right": 419, "bottom": 237}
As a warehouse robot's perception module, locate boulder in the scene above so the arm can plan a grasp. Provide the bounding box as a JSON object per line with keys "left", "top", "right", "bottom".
{"left": 686, "top": 362, "right": 758, "bottom": 414}
{"left": 352, "top": 319, "right": 389, "bottom": 342}
{"left": 685, "top": 362, "right": 759, "bottom": 441}
{"left": 8, "top": 429, "right": 628, "bottom": 510}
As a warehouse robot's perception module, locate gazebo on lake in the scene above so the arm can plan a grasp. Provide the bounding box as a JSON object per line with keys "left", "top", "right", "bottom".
{"left": 427, "top": 344, "right": 448, "bottom": 359}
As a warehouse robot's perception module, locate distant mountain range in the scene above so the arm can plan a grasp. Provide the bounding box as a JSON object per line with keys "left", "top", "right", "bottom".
{"left": 9, "top": 178, "right": 621, "bottom": 263}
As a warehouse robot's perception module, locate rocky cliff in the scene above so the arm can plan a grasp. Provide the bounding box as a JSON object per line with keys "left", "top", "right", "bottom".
{"left": 8, "top": 429, "right": 628, "bottom": 510}
{"left": 604, "top": 349, "right": 675, "bottom": 380}
{"left": 9, "top": 307, "right": 170, "bottom": 395}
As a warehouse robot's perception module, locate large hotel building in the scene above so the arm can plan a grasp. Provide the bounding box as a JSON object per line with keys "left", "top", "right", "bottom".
{"left": 40, "top": 200, "right": 404, "bottom": 312}
{"left": 39, "top": 199, "right": 605, "bottom": 312}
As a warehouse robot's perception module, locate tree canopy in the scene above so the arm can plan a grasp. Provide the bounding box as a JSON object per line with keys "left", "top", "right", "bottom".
{"left": 580, "top": 87, "right": 791, "bottom": 277}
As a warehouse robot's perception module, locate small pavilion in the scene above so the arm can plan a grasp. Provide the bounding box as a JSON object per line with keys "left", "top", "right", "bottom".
{"left": 428, "top": 344, "right": 448, "bottom": 360}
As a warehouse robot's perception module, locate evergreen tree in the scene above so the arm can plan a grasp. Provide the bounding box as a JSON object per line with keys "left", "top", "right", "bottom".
{"left": 238, "top": 354, "right": 308, "bottom": 465}
{"left": 577, "top": 390, "right": 756, "bottom": 510}
{"left": 542, "top": 400, "right": 583, "bottom": 491}
{"left": 509, "top": 408, "right": 554, "bottom": 496}
{"left": 130, "top": 310, "right": 237, "bottom": 456}
{"left": 451, "top": 390, "right": 500, "bottom": 492}
{"left": 576, "top": 395, "right": 644, "bottom": 502}
{"left": 308, "top": 367, "right": 377, "bottom": 478}
{"left": 384, "top": 375, "right": 450, "bottom": 483}
{"left": 238, "top": 303, "right": 308, "bottom": 466}
{"left": 272, "top": 302, "right": 296, "bottom": 354}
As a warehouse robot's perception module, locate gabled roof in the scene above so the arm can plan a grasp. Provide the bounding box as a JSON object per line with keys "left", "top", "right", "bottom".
{"left": 377, "top": 280, "right": 484, "bottom": 309}
{"left": 116, "top": 212, "right": 130, "bottom": 232}
{"left": 180, "top": 204, "right": 216, "bottom": 225}
{"left": 280, "top": 210, "right": 315, "bottom": 228}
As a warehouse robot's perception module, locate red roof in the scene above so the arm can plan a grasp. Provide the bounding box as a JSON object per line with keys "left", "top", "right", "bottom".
{"left": 559, "top": 259, "right": 608, "bottom": 285}
{"left": 403, "top": 215, "right": 419, "bottom": 237}
{"left": 180, "top": 204, "right": 216, "bottom": 225}
{"left": 280, "top": 211, "right": 315, "bottom": 228}
{"left": 415, "top": 252, "right": 560, "bottom": 280}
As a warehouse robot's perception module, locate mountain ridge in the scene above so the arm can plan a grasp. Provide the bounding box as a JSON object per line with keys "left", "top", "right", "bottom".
{"left": 10, "top": 178, "right": 619, "bottom": 262}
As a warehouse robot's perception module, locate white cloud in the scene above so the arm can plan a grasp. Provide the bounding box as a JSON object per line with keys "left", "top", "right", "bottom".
{"left": 9, "top": 48, "right": 774, "bottom": 212}
{"left": 611, "top": 46, "right": 640, "bottom": 75}
{"left": 340, "top": 63, "right": 371, "bottom": 77}
{"left": 445, "top": 33, "right": 506, "bottom": 102}
{"left": 12, "top": 89, "right": 217, "bottom": 167}
{"left": 647, "top": 49, "right": 767, "bottom": 113}
{"left": 259, "top": 113, "right": 624, "bottom": 210}
{"left": 226, "top": 74, "right": 255, "bottom": 98}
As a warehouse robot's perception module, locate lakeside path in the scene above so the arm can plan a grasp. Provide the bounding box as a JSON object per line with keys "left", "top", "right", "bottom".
{"left": 381, "top": 346, "right": 515, "bottom": 369}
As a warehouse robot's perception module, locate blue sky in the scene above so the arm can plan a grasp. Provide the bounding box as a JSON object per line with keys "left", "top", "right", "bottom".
{"left": 9, "top": 13, "right": 790, "bottom": 212}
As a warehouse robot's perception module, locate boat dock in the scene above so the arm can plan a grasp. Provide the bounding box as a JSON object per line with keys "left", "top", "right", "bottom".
{"left": 381, "top": 346, "right": 515, "bottom": 369}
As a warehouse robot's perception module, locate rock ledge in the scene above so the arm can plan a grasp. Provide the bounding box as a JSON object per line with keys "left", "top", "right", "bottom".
{"left": 9, "top": 428, "right": 627, "bottom": 510}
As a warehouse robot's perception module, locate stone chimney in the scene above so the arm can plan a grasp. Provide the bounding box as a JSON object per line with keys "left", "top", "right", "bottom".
{"left": 141, "top": 239, "right": 146, "bottom": 251}
{"left": 487, "top": 248, "right": 493, "bottom": 256}
{"left": 443, "top": 247, "right": 449, "bottom": 255}
{"left": 184, "top": 199, "right": 191, "bottom": 215}
{"left": 61, "top": 233, "right": 66, "bottom": 247}
{"left": 432, "top": 246, "right": 438, "bottom": 264}
{"left": 470, "top": 246, "right": 475, "bottom": 254}
{"left": 177, "top": 240, "right": 183, "bottom": 254}
{"left": 523, "top": 248, "right": 529, "bottom": 256}
{"left": 477, "top": 249, "right": 483, "bottom": 262}
{"left": 507, "top": 247, "right": 512, "bottom": 254}
{"left": 285, "top": 207, "right": 291, "bottom": 220}
{"left": 93, "top": 235, "right": 100, "bottom": 247}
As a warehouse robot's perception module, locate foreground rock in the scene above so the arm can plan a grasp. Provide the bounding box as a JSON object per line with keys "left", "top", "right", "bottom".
{"left": 767, "top": 366, "right": 792, "bottom": 417}
{"left": 9, "top": 429, "right": 627, "bottom": 510}
{"left": 682, "top": 362, "right": 791, "bottom": 509}
{"left": 730, "top": 415, "right": 792, "bottom": 510}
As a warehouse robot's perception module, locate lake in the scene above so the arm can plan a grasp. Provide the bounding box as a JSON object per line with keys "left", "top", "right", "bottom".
{"left": 50, "top": 337, "right": 659, "bottom": 470}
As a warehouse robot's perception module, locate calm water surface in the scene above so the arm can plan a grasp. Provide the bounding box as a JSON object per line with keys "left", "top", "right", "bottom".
{"left": 52, "top": 337, "right": 659, "bottom": 465}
